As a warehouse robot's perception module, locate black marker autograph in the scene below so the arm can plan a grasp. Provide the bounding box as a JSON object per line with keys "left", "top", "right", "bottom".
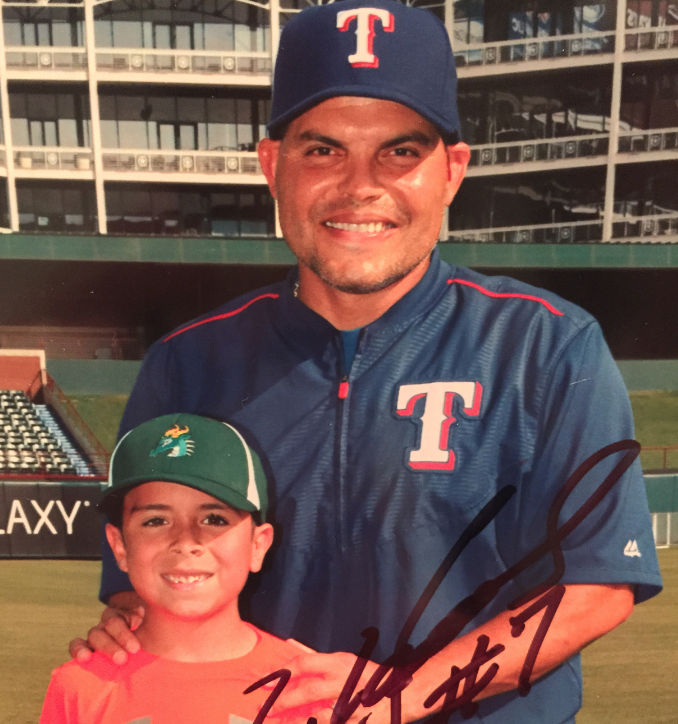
{"left": 245, "top": 440, "right": 640, "bottom": 724}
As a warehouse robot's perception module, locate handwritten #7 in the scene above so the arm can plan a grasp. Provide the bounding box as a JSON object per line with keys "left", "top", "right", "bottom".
{"left": 244, "top": 440, "right": 640, "bottom": 724}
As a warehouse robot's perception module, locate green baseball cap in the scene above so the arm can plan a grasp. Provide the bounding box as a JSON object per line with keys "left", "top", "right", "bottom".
{"left": 99, "top": 414, "right": 268, "bottom": 523}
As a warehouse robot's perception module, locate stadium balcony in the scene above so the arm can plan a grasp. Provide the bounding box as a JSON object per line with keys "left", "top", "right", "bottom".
{"left": 100, "top": 148, "right": 263, "bottom": 184}
{"left": 617, "top": 126, "right": 678, "bottom": 160}
{"left": 4, "top": 46, "right": 88, "bottom": 82}
{"left": 454, "top": 29, "right": 617, "bottom": 78}
{"left": 467, "top": 133, "right": 610, "bottom": 176}
{"left": 453, "top": 25, "right": 678, "bottom": 80}
{"left": 93, "top": 48, "right": 271, "bottom": 86}
{"left": 12, "top": 147, "right": 95, "bottom": 180}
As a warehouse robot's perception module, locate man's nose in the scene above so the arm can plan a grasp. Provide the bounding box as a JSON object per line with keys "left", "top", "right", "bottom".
{"left": 337, "top": 155, "right": 383, "bottom": 203}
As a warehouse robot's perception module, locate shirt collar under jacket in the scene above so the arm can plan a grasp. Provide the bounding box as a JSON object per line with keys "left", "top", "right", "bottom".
{"left": 277, "top": 248, "right": 455, "bottom": 354}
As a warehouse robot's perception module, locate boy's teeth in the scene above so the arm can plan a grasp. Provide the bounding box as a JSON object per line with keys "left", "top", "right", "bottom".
{"left": 165, "top": 574, "right": 208, "bottom": 583}
{"left": 324, "top": 221, "right": 387, "bottom": 232}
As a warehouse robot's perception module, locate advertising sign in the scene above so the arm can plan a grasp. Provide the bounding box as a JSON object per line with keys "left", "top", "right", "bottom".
{"left": 0, "top": 480, "right": 103, "bottom": 558}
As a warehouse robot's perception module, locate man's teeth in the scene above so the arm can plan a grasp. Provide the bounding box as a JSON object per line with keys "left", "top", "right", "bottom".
{"left": 324, "top": 221, "right": 390, "bottom": 232}
{"left": 164, "top": 574, "right": 209, "bottom": 584}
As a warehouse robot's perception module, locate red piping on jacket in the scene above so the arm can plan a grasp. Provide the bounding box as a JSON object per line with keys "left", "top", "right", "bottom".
{"left": 447, "top": 278, "right": 563, "bottom": 316}
{"left": 162, "top": 293, "right": 280, "bottom": 342}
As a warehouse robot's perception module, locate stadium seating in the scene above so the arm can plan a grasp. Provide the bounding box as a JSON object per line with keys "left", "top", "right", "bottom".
{"left": 0, "top": 389, "right": 87, "bottom": 476}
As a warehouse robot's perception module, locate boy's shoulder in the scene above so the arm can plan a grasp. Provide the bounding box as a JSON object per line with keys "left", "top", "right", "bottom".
{"left": 50, "top": 650, "right": 157, "bottom": 688}
{"left": 245, "top": 625, "right": 308, "bottom": 675}
{"left": 50, "top": 628, "right": 302, "bottom": 687}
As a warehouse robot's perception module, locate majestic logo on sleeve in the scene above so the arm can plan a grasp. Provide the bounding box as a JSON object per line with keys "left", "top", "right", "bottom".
{"left": 149, "top": 424, "right": 195, "bottom": 458}
{"left": 396, "top": 382, "right": 483, "bottom": 470}
{"left": 336, "top": 8, "right": 394, "bottom": 67}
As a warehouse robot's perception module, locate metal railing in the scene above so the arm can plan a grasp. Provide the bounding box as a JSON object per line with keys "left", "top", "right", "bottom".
{"left": 13, "top": 147, "right": 94, "bottom": 172}
{"left": 446, "top": 219, "right": 603, "bottom": 244}
{"left": 618, "top": 126, "right": 678, "bottom": 154}
{"left": 27, "top": 370, "right": 110, "bottom": 477}
{"left": 624, "top": 26, "right": 678, "bottom": 53}
{"left": 453, "top": 29, "right": 615, "bottom": 69}
{"left": 95, "top": 47, "right": 271, "bottom": 76}
{"left": 642, "top": 444, "right": 678, "bottom": 471}
{"left": 5, "top": 46, "right": 87, "bottom": 71}
{"left": 469, "top": 133, "right": 609, "bottom": 168}
{"left": 101, "top": 148, "right": 261, "bottom": 175}
{"left": 612, "top": 213, "right": 678, "bottom": 239}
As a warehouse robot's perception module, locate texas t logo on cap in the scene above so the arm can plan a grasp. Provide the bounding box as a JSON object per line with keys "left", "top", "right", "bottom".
{"left": 267, "top": 0, "right": 461, "bottom": 144}
{"left": 336, "top": 7, "right": 394, "bottom": 68}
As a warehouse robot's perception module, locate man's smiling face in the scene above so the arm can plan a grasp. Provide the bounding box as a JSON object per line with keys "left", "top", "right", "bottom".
{"left": 259, "top": 97, "right": 468, "bottom": 296}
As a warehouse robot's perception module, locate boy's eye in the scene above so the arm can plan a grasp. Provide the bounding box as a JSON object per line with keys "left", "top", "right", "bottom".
{"left": 202, "top": 513, "right": 229, "bottom": 526}
{"left": 141, "top": 516, "right": 167, "bottom": 527}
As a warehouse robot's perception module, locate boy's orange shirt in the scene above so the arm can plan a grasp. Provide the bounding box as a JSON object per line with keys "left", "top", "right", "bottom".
{"left": 40, "top": 627, "right": 301, "bottom": 724}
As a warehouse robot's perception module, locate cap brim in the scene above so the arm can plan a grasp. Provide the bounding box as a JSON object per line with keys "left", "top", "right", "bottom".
{"left": 98, "top": 475, "right": 259, "bottom": 520}
{"left": 267, "top": 85, "right": 460, "bottom": 142}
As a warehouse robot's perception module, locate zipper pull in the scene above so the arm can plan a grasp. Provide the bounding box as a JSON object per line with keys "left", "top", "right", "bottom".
{"left": 338, "top": 376, "right": 349, "bottom": 399}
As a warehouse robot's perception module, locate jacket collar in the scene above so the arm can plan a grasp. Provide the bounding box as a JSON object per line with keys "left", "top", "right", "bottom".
{"left": 276, "top": 248, "right": 456, "bottom": 353}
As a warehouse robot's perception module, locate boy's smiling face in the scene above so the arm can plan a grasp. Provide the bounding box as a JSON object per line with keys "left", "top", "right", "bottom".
{"left": 106, "top": 481, "right": 273, "bottom": 621}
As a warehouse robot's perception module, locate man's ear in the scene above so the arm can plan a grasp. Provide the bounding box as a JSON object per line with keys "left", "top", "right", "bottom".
{"left": 249, "top": 522, "right": 274, "bottom": 573}
{"left": 444, "top": 142, "right": 470, "bottom": 206}
{"left": 105, "top": 522, "right": 129, "bottom": 573}
{"left": 257, "top": 138, "right": 281, "bottom": 200}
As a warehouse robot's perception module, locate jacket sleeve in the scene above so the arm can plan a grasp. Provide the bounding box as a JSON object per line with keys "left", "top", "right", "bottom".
{"left": 505, "top": 321, "right": 662, "bottom": 604}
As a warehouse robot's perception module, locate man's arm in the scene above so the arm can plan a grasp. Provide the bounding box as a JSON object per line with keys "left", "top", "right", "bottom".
{"left": 267, "top": 583, "right": 633, "bottom": 724}
{"left": 69, "top": 591, "right": 145, "bottom": 663}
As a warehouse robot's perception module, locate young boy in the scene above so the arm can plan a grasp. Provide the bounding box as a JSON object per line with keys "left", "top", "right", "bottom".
{"left": 40, "top": 413, "right": 304, "bottom": 724}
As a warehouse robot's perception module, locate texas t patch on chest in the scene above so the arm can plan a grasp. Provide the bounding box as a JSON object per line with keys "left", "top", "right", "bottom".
{"left": 396, "top": 381, "right": 483, "bottom": 471}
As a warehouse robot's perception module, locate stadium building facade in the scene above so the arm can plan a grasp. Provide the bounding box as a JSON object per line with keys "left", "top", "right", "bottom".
{"left": 0, "top": 0, "right": 676, "bottom": 243}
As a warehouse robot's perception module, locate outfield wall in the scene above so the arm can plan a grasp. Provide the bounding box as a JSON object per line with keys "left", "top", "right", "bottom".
{"left": 47, "top": 359, "right": 678, "bottom": 395}
{"left": 47, "top": 360, "right": 142, "bottom": 395}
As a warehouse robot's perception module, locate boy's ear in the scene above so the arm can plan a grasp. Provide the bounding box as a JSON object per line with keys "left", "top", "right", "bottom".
{"left": 105, "top": 522, "right": 129, "bottom": 573}
{"left": 249, "top": 523, "right": 274, "bottom": 574}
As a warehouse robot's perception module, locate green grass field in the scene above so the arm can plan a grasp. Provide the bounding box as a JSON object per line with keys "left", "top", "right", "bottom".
{"left": 70, "top": 390, "right": 678, "bottom": 465}
{"left": 0, "top": 551, "right": 676, "bottom": 724}
{"left": 0, "top": 390, "right": 672, "bottom": 722}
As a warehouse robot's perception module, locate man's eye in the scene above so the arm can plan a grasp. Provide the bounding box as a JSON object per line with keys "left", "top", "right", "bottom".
{"left": 392, "top": 147, "right": 418, "bottom": 157}
{"left": 142, "top": 517, "right": 167, "bottom": 527}
{"left": 203, "top": 513, "right": 229, "bottom": 526}
{"left": 307, "top": 146, "right": 333, "bottom": 156}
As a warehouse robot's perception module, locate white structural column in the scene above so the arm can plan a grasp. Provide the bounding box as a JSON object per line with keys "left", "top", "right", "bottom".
{"left": 438, "top": 0, "right": 455, "bottom": 242}
{"left": 602, "top": 0, "right": 627, "bottom": 242}
{"left": 269, "top": 0, "right": 281, "bottom": 61}
{"left": 269, "top": 0, "right": 283, "bottom": 239}
{"left": 84, "top": 0, "right": 107, "bottom": 234}
{"left": 0, "top": 15, "right": 20, "bottom": 231}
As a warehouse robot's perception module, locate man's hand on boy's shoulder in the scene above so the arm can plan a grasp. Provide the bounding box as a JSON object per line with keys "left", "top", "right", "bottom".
{"left": 69, "top": 591, "right": 145, "bottom": 665}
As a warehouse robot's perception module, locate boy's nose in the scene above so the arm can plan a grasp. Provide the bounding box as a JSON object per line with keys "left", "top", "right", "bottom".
{"left": 170, "top": 524, "right": 205, "bottom": 555}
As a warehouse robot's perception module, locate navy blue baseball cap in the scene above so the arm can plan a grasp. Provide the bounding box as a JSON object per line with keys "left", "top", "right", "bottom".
{"left": 268, "top": 0, "right": 461, "bottom": 143}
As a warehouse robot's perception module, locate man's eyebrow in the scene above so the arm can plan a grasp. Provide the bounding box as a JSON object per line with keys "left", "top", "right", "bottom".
{"left": 381, "top": 132, "right": 438, "bottom": 149}
{"left": 296, "top": 131, "right": 344, "bottom": 149}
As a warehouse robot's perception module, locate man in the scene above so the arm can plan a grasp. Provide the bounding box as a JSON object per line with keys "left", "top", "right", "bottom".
{"left": 72, "top": 2, "right": 662, "bottom": 722}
